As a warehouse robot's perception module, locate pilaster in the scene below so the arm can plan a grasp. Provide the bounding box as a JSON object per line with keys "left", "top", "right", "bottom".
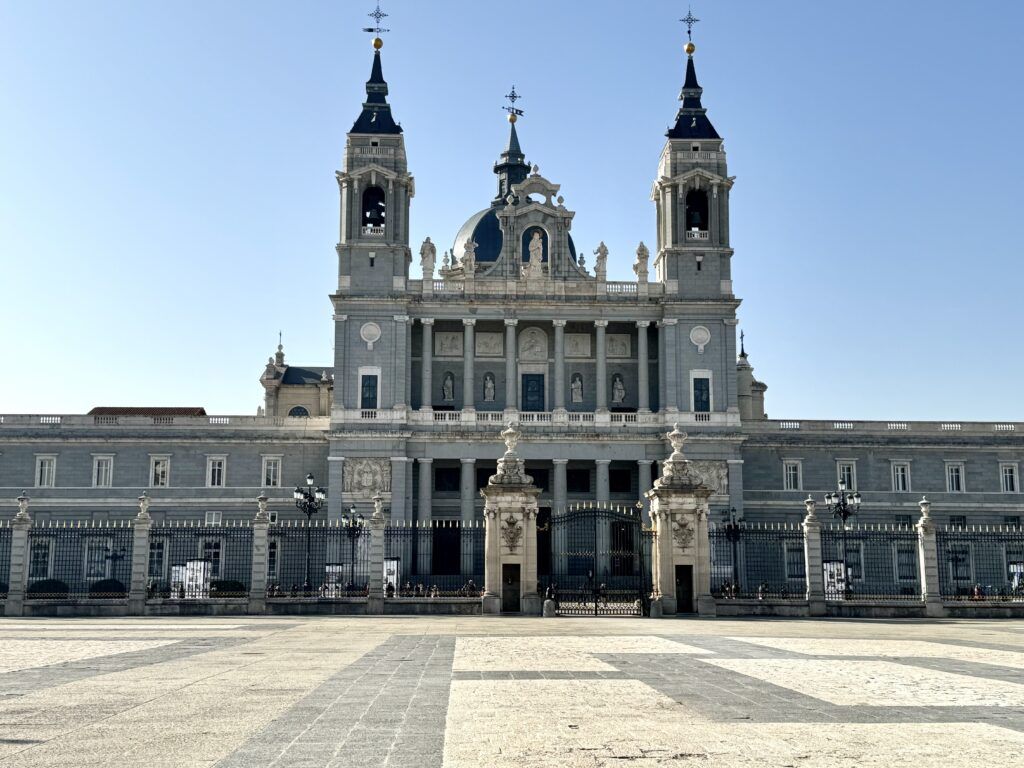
{"left": 553, "top": 320, "right": 566, "bottom": 413}
{"left": 367, "top": 494, "right": 386, "bottom": 614}
{"left": 462, "top": 319, "right": 476, "bottom": 411}
{"left": 417, "top": 458, "right": 433, "bottom": 521}
{"left": 420, "top": 319, "right": 434, "bottom": 411}
{"left": 636, "top": 321, "right": 650, "bottom": 412}
{"left": 504, "top": 319, "right": 518, "bottom": 414}
{"left": 595, "top": 320, "right": 608, "bottom": 412}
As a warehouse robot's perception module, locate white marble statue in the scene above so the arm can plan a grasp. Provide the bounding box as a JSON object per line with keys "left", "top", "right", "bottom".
{"left": 523, "top": 230, "right": 544, "bottom": 279}
{"left": 442, "top": 372, "right": 455, "bottom": 401}
{"left": 419, "top": 237, "right": 436, "bottom": 277}
{"left": 612, "top": 374, "right": 626, "bottom": 404}
{"left": 570, "top": 373, "right": 583, "bottom": 404}
{"left": 483, "top": 373, "right": 495, "bottom": 402}
{"left": 462, "top": 239, "right": 477, "bottom": 273}
{"left": 594, "top": 241, "right": 608, "bottom": 281}
{"left": 633, "top": 241, "right": 649, "bottom": 282}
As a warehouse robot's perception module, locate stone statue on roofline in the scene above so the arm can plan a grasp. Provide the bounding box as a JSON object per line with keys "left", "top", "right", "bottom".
{"left": 633, "top": 241, "right": 649, "bottom": 282}
{"left": 419, "top": 237, "right": 436, "bottom": 277}
{"left": 594, "top": 241, "right": 608, "bottom": 281}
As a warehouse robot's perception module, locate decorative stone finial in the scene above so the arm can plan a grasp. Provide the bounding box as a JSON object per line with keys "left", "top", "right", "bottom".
{"left": 531, "top": 164, "right": 539, "bottom": 175}
{"left": 501, "top": 420, "right": 521, "bottom": 456}
{"left": 918, "top": 495, "right": 930, "bottom": 520}
{"left": 15, "top": 491, "right": 30, "bottom": 521}
{"left": 136, "top": 491, "right": 151, "bottom": 520}
{"left": 488, "top": 421, "right": 533, "bottom": 486}
{"left": 372, "top": 493, "right": 385, "bottom": 520}
{"left": 255, "top": 494, "right": 269, "bottom": 523}
{"left": 803, "top": 495, "right": 817, "bottom": 522}
{"left": 667, "top": 423, "right": 688, "bottom": 460}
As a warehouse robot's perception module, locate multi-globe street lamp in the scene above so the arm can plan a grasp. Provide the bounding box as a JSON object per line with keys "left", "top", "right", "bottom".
{"left": 823, "top": 480, "right": 861, "bottom": 598}
{"left": 293, "top": 473, "right": 326, "bottom": 593}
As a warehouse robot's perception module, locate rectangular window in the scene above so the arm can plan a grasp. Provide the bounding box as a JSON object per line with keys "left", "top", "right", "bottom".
{"left": 35, "top": 455, "right": 56, "bottom": 488}
{"left": 150, "top": 456, "right": 170, "bottom": 488}
{"left": 692, "top": 377, "right": 711, "bottom": 413}
{"left": 268, "top": 511, "right": 279, "bottom": 524}
{"left": 895, "top": 514, "right": 913, "bottom": 528}
{"left": 84, "top": 540, "right": 110, "bottom": 580}
{"left": 947, "top": 544, "right": 972, "bottom": 586}
{"left": 844, "top": 543, "right": 864, "bottom": 582}
{"left": 784, "top": 543, "right": 805, "bottom": 580}
{"left": 946, "top": 463, "right": 964, "bottom": 493}
{"left": 783, "top": 461, "right": 802, "bottom": 491}
{"left": 148, "top": 541, "right": 166, "bottom": 579}
{"left": 895, "top": 543, "right": 917, "bottom": 582}
{"left": 360, "top": 375, "right": 379, "bottom": 410}
{"left": 891, "top": 462, "right": 910, "bottom": 493}
{"left": 949, "top": 515, "right": 967, "bottom": 527}
{"left": 433, "top": 467, "right": 460, "bottom": 493}
{"left": 207, "top": 457, "right": 226, "bottom": 488}
{"left": 836, "top": 461, "right": 856, "bottom": 491}
{"left": 476, "top": 467, "right": 493, "bottom": 490}
{"left": 92, "top": 456, "right": 114, "bottom": 488}
{"left": 204, "top": 511, "right": 223, "bottom": 526}
{"left": 263, "top": 456, "right": 282, "bottom": 488}
{"left": 1005, "top": 516, "right": 1021, "bottom": 528}
{"left": 1001, "top": 463, "right": 1019, "bottom": 493}
{"left": 566, "top": 469, "right": 591, "bottom": 494}
{"left": 267, "top": 540, "right": 279, "bottom": 580}
{"left": 609, "top": 468, "right": 632, "bottom": 494}
{"left": 201, "top": 539, "right": 222, "bottom": 578}
{"left": 29, "top": 540, "right": 52, "bottom": 580}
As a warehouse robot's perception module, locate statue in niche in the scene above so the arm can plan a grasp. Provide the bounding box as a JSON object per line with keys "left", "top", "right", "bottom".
{"left": 570, "top": 373, "right": 584, "bottom": 404}
{"left": 483, "top": 373, "right": 495, "bottom": 402}
{"left": 462, "top": 239, "right": 477, "bottom": 273}
{"left": 594, "top": 241, "right": 608, "bottom": 280}
{"left": 523, "top": 230, "right": 544, "bottom": 279}
{"left": 611, "top": 374, "right": 626, "bottom": 404}
{"left": 442, "top": 372, "right": 455, "bottom": 401}
{"left": 419, "top": 237, "right": 436, "bottom": 276}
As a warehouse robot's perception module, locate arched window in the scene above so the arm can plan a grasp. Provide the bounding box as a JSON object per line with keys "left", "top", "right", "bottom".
{"left": 288, "top": 406, "right": 310, "bottom": 417}
{"left": 361, "top": 186, "right": 386, "bottom": 233}
{"left": 685, "top": 189, "right": 709, "bottom": 232}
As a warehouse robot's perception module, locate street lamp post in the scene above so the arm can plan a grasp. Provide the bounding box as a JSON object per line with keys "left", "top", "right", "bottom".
{"left": 823, "top": 480, "right": 861, "bottom": 599}
{"left": 293, "top": 473, "right": 326, "bottom": 594}
{"left": 722, "top": 507, "right": 741, "bottom": 597}
{"left": 341, "top": 505, "right": 365, "bottom": 594}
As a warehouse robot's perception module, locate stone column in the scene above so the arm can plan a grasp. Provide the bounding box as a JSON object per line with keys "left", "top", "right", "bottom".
{"left": 390, "top": 457, "right": 409, "bottom": 523}
{"left": 128, "top": 492, "right": 153, "bottom": 615}
{"left": 917, "top": 496, "right": 946, "bottom": 618}
{"left": 637, "top": 460, "right": 653, "bottom": 523}
{"left": 367, "top": 494, "right": 386, "bottom": 614}
{"left": 662, "top": 319, "right": 679, "bottom": 412}
{"left": 504, "top": 319, "right": 518, "bottom": 413}
{"left": 595, "top": 320, "right": 608, "bottom": 412}
{"left": 5, "top": 493, "right": 32, "bottom": 617}
{"left": 462, "top": 319, "right": 476, "bottom": 411}
{"left": 636, "top": 321, "right": 650, "bottom": 413}
{"left": 657, "top": 321, "right": 667, "bottom": 413}
{"left": 418, "top": 458, "right": 433, "bottom": 521}
{"left": 552, "top": 459, "right": 568, "bottom": 514}
{"left": 802, "top": 496, "right": 825, "bottom": 617}
{"left": 726, "top": 459, "right": 744, "bottom": 518}
{"left": 248, "top": 495, "right": 270, "bottom": 615}
{"left": 420, "top": 319, "right": 434, "bottom": 411}
{"left": 723, "top": 318, "right": 739, "bottom": 412}
{"left": 694, "top": 501, "right": 715, "bottom": 616}
{"left": 553, "top": 320, "right": 566, "bottom": 412}
{"left": 595, "top": 459, "right": 611, "bottom": 504}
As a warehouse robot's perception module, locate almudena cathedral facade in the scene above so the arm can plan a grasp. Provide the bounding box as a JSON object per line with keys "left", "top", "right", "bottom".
{"left": 3, "top": 35, "right": 1024, "bottom": 542}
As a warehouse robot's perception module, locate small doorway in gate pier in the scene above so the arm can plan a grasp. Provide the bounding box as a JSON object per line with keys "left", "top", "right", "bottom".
{"left": 502, "top": 564, "right": 521, "bottom": 613}
{"left": 521, "top": 374, "right": 545, "bottom": 412}
{"left": 676, "top": 565, "right": 694, "bottom": 613}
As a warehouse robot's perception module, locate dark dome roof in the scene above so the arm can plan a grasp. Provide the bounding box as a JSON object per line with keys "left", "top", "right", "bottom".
{"left": 453, "top": 207, "right": 502, "bottom": 263}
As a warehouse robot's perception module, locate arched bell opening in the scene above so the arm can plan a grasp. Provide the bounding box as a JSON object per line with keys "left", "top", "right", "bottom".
{"left": 361, "top": 186, "right": 386, "bottom": 234}
{"left": 685, "top": 189, "right": 709, "bottom": 233}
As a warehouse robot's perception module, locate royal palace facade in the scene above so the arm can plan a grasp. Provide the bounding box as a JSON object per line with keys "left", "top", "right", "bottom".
{"left": 3, "top": 33, "right": 1023, "bottom": 542}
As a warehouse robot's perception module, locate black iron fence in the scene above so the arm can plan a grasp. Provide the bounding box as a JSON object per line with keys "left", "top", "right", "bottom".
{"left": 937, "top": 526, "right": 1024, "bottom": 600}
{"left": 148, "top": 522, "right": 252, "bottom": 598}
{"left": 26, "top": 521, "right": 134, "bottom": 599}
{"left": 267, "top": 521, "right": 371, "bottom": 598}
{"left": 709, "top": 522, "right": 805, "bottom": 599}
{"left": 820, "top": 524, "right": 921, "bottom": 600}
{"left": 0, "top": 523, "right": 11, "bottom": 599}
{"left": 384, "top": 520, "right": 484, "bottom": 597}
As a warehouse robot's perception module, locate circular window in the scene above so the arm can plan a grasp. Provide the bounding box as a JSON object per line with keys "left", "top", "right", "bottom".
{"left": 288, "top": 406, "right": 310, "bottom": 418}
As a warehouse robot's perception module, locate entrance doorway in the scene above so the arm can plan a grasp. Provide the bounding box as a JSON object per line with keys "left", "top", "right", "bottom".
{"left": 502, "top": 564, "right": 521, "bottom": 613}
{"left": 521, "top": 374, "right": 545, "bottom": 411}
{"left": 675, "top": 565, "right": 694, "bottom": 613}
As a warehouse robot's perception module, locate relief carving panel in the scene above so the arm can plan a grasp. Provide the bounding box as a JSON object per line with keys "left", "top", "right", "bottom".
{"left": 342, "top": 458, "right": 392, "bottom": 498}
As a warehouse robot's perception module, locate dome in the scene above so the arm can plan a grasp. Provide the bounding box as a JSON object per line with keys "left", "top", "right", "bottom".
{"left": 453, "top": 207, "right": 502, "bottom": 263}
{"left": 452, "top": 206, "right": 578, "bottom": 265}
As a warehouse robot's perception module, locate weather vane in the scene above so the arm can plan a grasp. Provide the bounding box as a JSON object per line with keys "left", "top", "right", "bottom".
{"left": 363, "top": 2, "right": 390, "bottom": 37}
{"left": 681, "top": 7, "right": 700, "bottom": 41}
{"left": 503, "top": 85, "right": 524, "bottom": 122}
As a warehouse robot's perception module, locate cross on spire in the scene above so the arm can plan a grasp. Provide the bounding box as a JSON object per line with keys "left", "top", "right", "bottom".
{"left": 362, "top": 2, "right": 390, "bottom": 36}
{"left": 503, "top": 85, "right": 524, "bottom": 119}
{"left": 681, "top": 7, "right": 700, "bottom": 41}
{"left": 740, "top": 330, "right": 746, "bottom": 356}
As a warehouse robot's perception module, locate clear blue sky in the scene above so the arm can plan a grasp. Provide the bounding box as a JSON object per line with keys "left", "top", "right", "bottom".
{"left": 2, "top": 1, "right": 1022, "bottom": 420}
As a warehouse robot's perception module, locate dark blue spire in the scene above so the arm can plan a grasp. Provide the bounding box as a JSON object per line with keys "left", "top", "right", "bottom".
{"left": 350, "top": 50, "right": 402, "bottom": 135}
{"left": 668, "top": 52, "right": 719, "bottom": 140}
{"left": 493, "top": 118, "right": 529, "bottom": 205}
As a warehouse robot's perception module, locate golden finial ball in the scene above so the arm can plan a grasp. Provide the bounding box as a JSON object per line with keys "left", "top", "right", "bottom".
{"left": 507, "top": 113, "right": 517, "bottom": 124}
{"left": 685, "top": 41, "right": 696, "bottom": 55}
{"left": 372, "top": 37, "right": 383, "bottom": 50}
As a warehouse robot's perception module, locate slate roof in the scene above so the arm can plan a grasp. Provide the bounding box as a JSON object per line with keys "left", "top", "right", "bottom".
{"left": 667, "top": 56, "right": 720, "bottom": 140}
{"left": 281, "top": 367, "right": 334, "bottom": 386}
{"left": 350, "top": 51, "right": 402, "bottom": 135}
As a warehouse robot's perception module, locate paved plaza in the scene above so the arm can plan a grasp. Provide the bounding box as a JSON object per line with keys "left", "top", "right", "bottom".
{"left": 0, "top": 617, "right": 1023, "bottom": 766}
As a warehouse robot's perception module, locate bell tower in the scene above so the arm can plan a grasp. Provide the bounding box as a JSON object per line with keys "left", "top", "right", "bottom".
{"left": 335, "top": 32, "right": 414, "bottom": 296}
{"left": 652, "top": 13, "right": 734, "bottom": 301}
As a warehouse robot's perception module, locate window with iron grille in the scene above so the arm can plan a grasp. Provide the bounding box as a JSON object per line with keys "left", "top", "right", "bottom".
{"left": 891, "top": 462, "right": 910, "bottom": 493}
{"left": 148, "top": 541, "right": 165, "bottom": 579}
{"left": 947, "top": 543, "right": 972, "bottom": 583}
{"left": 844, "top": 543, "right": 863, "bottom": 581}
{"left": 1001, "top": 463, "right": 1019, "bottom": 494}
{"left": 784, "top": 543, "right": 805, "bottom": 579}
{"left": 895, "top": 542, "right": 918, "bottom": 581}
{"left": 201, "top": 538, "right": 223, "bottom": 578}
{"left": 783, "top": 461, "right": 802, "bottom": 491}
{"left": 205, "top": 511, "right": 222, "bottom": 526}
{"left": 29, "top": 541, "right": 51, "bottom": 580}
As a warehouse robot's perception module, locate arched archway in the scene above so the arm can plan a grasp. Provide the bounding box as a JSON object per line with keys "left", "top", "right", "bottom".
{"left": 685, "top": 189, "right": 709, "bottom": 232}
{"left": 361, "top": 186, "right": 386, "bottom": 232}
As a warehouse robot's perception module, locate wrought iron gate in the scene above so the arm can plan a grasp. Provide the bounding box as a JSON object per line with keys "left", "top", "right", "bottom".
{"left": 538, "top": 506, "right": 655, "bottom": 616}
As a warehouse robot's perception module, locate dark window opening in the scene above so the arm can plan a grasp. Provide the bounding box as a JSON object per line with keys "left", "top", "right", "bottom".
{"left": 950, "top": 515, "right": 967, "bottom": 527}
{"left": 566, "top": 469, "right": 591, "bottom": 494}
{"left": 693, "top": 377, "right": 711, "bottom": 413}
{"left": 609, "top": 469, "right": 633, "bottom": 494}
{"left": 433, "top": 467, "right": 460, "bottom": 493}
{"left": 610, "top": 521, "right": 636, "bottom": 576}
{"left": 360, "top": 375, "right": 378, "bottom": 410}
{"left": 431, "top": 526, "right": 460, "bottom": 575}
{"left": 1005, "top": 516, "right": 1021, "bottom": 527}
{"left": 476, "top": 467, "right": 494, "bottom": 490}
{"left": 529, "top": 468, "right": 550, "bottom": 493}
{"left": 361, "top": 186, "right": 386, "bottom": 229}
{"left": 895, "top": 515, "right": 913, "bottom": 528}
{"left": 685, "top": 189, "right": 709, "bottom": 232}
{"left": 288, "top": 406, "right": 310, "bottom": 417}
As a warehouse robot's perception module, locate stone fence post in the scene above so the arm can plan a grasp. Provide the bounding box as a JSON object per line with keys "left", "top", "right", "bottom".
{"left": 128, "top": 493, "right": 153, "bottom": 615}
{"left": 802, "top": 496, "right": 825, "bottom": 617}
{"left": 366, "top": 494, "right": 386, "bottom": 614}
{"left": 916, "top": 496, "right": 946, "bottom": 618}
{"left": 5, "top": 492, "right": 32, "bottom": 617}
{"left": 248, "top": 495, "right": 270, "bottom": 615}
